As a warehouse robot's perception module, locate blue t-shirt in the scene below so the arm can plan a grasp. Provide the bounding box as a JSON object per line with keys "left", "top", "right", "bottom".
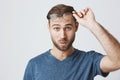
{"left": 24, "top": 49, "right": 109, "bottom": 80}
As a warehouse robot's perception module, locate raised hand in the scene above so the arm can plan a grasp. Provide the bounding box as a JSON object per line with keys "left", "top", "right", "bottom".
{"left": 73, "top": 8, "right": 97, "bottom": 29}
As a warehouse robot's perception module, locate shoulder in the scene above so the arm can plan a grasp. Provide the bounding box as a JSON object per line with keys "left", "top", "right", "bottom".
{"left": 75, "top": 48, "right": 102, "bottom": 55}
{"left": 75, "top": 49, "right": 104, "bottom": 60}
{"left": 28, "top": 50, "right": 49, "bottom": 64}
{"left": 87, "top": 50, "right": 104, "bottom": 58}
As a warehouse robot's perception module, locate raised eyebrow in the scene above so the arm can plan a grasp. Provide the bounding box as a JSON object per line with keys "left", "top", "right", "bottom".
{"left": 51, "top": 24, "right": 60, "bottom": 27}
{"left": 65, "top": 24, "right": 73, "bottom": 27}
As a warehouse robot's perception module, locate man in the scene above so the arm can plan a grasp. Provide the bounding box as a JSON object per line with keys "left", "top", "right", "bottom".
{"left": 24, "top": 4, "right": 120, "bottom": 80}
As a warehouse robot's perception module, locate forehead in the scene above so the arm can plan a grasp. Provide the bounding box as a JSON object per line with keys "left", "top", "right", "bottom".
{"left": 49, "top": 14, "right": 75, "bottom": 25}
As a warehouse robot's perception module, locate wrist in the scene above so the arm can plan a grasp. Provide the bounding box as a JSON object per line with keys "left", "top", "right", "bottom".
{"left": 87, "top": 21, "right": 100, "bottom": 31}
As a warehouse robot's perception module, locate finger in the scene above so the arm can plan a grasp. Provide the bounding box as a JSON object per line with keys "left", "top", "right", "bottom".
{"left": 73, "top": 11, "right": 83, "bottom": 18}
{"left": 84, "top": 8, "right": 89, "bottom": 13}
{"left": 73, "top": 12, "right": 82, "bottom": 21}
{"left": 72, "top": 11, "right": 77, "bottom": 14}
{"left": 82, "top": 7, "right": 89, "bottom": 15}
{"left": 78, "top": 12, "right": 83, "bottom": 18}
{"left": 81, "top": 10, "right": 86, "bottom": 15}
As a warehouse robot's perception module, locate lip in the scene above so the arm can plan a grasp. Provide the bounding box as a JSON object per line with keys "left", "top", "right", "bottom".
{"left": 59, "top": 41, "right": 67, "bottom": 45}
{"left": 60, "top": 42, "right": 66, "bottom": 44}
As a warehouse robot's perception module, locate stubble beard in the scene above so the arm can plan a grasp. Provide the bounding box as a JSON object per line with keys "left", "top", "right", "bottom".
{"left": 51, "top": 35, "right": 75, "bottom": 51}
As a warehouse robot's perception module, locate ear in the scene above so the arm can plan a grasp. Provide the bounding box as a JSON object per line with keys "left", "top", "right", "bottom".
{"left": 75, "top": 22, "right": 79, "bottom": 32}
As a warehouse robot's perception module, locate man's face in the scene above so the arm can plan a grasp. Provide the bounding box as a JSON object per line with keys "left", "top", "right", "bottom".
{"left": 48, "top": 14, "right": 78, "bottom": 51}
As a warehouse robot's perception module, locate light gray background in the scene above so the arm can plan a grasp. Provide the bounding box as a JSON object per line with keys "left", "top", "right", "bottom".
{"left": 0, "top": 0, "right": 120, "bottom": 80}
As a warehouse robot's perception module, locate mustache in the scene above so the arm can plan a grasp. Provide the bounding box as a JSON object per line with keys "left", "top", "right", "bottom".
{"left": 59, "top": 38, "right": 67, "bottom": 42}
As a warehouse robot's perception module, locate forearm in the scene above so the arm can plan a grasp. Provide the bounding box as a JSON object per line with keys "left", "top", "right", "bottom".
{"left": 89, "top": 22, "right": 120, "bottom": 62}
{"left": 73, "top": 7, "right": 120, "bottom": 71}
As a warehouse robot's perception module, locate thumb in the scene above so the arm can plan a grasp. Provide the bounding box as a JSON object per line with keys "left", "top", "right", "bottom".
{"left": 72, "top": 11, "right": 86, "bottom": 25}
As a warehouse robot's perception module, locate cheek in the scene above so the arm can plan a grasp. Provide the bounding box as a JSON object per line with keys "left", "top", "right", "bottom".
{"left": 50, "top": 31, "right": 59, "bottom": 40}
{"left": 67, "top": 32, "right": 75, "bottom": 39}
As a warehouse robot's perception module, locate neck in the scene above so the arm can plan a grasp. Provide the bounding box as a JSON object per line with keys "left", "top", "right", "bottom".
{"left": 50, "top": 46, "right": 74, "bottom": 61}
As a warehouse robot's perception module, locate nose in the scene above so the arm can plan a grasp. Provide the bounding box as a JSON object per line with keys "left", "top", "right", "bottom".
{"left": 60, "top": 29, "right": 66, "bottom": 39}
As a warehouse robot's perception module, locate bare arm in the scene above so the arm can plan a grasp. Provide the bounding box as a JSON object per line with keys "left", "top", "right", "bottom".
{"left": 73, "top": 8, "right": 120, "bottom": 73}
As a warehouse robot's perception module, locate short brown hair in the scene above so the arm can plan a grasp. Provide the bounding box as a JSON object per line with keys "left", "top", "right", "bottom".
{"left": 47, "top": 4, "right": 76, "bottom": 21}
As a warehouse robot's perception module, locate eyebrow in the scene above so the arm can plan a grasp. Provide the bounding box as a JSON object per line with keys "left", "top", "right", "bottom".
{"left": 51, "top": 23, "right": 73, "bottom": 27}
{"left": 65, "top": 24, "right": 73, "bottom": 27}
{"left": 51, "top": 24, "right": 60, "bottom": 27}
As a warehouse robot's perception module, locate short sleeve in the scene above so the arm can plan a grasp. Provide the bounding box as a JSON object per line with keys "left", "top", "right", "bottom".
{"left": 91, "top": 51, "right": 109, "bottom": 77}
{"left": 23, "top": 59, "right": 35, "bottom": 80}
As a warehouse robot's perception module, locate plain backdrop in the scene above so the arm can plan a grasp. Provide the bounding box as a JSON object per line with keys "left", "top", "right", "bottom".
{"left": 0, "top": 0, "right": 120, "bottom": 80}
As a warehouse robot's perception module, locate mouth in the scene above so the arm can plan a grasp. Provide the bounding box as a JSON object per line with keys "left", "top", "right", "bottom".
{"left": 59, "top": 40, "right": 67, "bottom": 45}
